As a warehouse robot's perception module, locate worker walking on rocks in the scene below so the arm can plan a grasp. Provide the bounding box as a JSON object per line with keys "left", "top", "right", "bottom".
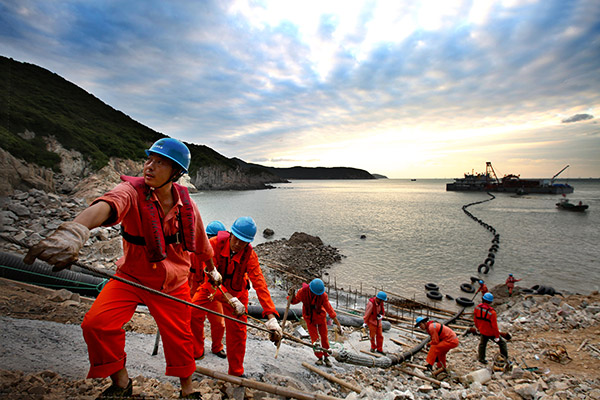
{"left": 476, "top": 280, "right": 488, "bottom": 299}
{"left": 415, "top": 317, "right": 459, "bottom": 372}
{"left": 363, "top": 291, "right": 387, "bottom": 355}
{"left": 23, "top": 138, "right": 216, "bottom": 399}
{"left": 474, "top": 293, "right": 508, "bottom": 364}
{"left": 189, "top": 221, "right": 228, "bottom": 360}
{"left": 201, "top": 216, "right": 282, "bottom": 377}
{"left": 505, "top": 273, "right": 521, "bottom": 296}
{"left": 290, "top": 278, "right": 343, "bottom": 367}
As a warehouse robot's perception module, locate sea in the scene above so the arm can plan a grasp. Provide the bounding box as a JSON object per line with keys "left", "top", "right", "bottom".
{"left": 190, "top": 179, "right": 599, "bottom": 307}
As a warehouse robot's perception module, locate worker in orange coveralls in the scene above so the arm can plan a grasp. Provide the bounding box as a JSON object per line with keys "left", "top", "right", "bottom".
{"left": 505, "top": 273, "right": 521, "bottom": 296}
{"left": 23, "top": 138, "right": 217, "bottom": 399}
{"left": 189, "top": 221, "right": 228, "bottom": 360}
{"left": 415, "top": 316, "right": 459, "bottom": 371}
{"left": 290, "top": 278, "right": 343, "bottom": 367}
{"left": 476, "top": 280, "right": 489, "bottom": 299}
{"left": 474, "top": 293, "right": 508, "bottom": 364}
{"left": 201, "top": 216, "right": 282, "bottom": 377}
{"left": 363, "top": 291, "right": 387, "bottom": 355}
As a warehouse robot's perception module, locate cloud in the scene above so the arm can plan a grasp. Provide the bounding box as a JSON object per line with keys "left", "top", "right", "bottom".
{"left": 562, "top": 114, "right": 594, "bottom": 123}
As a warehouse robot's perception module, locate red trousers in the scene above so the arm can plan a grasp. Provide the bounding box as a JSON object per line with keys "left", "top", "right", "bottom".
{"left": 190, "top": 282, "right": 225, "bottom": 358}
{"left": 426, "top": 337, "right": 459, "bottom": 368}
{"left": 220, "top": 290, "right": 249, "bottom": 376}
{"left": 368, "top": 322, "right": 384, "bottom": 352}
{"left": 81, "top": 276, "right": 196, "bottom": 378}
{"left": 306, "top": 318, "right": 330, "bottom": 359}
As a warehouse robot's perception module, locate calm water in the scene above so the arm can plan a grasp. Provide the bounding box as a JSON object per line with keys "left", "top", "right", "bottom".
{"left": 191, "top": 179, "right": 600, "bottom": 306}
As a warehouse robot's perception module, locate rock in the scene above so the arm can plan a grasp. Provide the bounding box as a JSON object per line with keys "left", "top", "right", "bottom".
{"left": 513, "top": 382, "right": 539, "bottom": 400}
{"left": 461, "top": 368, "right": 491, "bottom": 385}
{"left": 263, "top": 228, "right": 275, "bottom": 238}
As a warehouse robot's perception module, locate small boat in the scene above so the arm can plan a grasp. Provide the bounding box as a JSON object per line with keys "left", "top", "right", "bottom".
{"left": 556, "top": 198, "right": 589, "bottom": 212}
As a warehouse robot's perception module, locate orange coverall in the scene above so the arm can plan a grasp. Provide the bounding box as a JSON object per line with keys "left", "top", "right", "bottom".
{"left": 291, "top": 284, "right": 337, "bottom": 359}
{"left": 476, "top": 283, "right": 489, "bottom": 297}
{"left": 505, "top": 276, "right": 521, "bottom": 295}
{"left": 81, "top": 182, "right": 213, "bottom": 379}
{"left": 209, "top": 232, "right": 278, "bottom": 376}
{"left": 189, "top": 259, "right": 226, "bottom": 358}
{"left": 363, "top": 297, "right": 385, "bottom": 352}
{"left": 424, "top": 321, "right": 459, "bottom": 368}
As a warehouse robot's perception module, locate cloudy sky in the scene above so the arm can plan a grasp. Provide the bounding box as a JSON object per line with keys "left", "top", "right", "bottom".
{"left": 1, "top": 0, "right": 599, "bottom": 178}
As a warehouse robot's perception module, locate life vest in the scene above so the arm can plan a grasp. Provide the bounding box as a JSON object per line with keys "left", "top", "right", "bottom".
{"left": 368, "top": 297, "right": 385, "bottom": 318}
{"left": 214, "top": 230, "right": 252, "bottom": 292}
{"left": 120, "top": 175, "right": 196, "bottom": 262}
{"left": 474, "top": 303, "right": 493, "bottom": 324}
{"left": 301, "top": 282, "right": 325, "bottom": 324}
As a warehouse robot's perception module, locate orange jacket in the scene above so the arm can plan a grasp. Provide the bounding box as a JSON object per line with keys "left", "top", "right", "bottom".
{"left": 210, "top": 232, "right": 278, "bottom": 318}
{"left": 425, "top": 321, "right": 457, "bottom": 346}
{"left": 291, "top": 284, "right": 336, "bottom": 325}
{"left": 476, "top": 283, "right": 489, "bottom": 294}
{"left": 364, "top": 297, "right": 385, "bottom": 326}
{"left": 93, "top": 181, "right": 213, "bottom": 293}
{"left": 505, "top": 276, "right": 521, "bottom": 288}
{"left": 474, "top": 302, "right": 500, "bottom": 338}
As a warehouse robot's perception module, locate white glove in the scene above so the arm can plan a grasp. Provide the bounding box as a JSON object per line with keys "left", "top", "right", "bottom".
{"left": 493, "top": 337, "right": 500, "bottom": 343}
{"left": 23, "top": 221, "right": 90, "bottom": 271}
{"left": 362, "top": 323, "right": 368, "bottom": 329}
{"left": 377, "top": 314, "right": 383, "bottom": 321}
{"left": 205, "top": 268, "right": 222, "bottom": 285}
{"left": 229, "top": 297, "right": 245, "bottom": 316}
{"left": 265, "top": 317, "right": 282, "bottom": 343}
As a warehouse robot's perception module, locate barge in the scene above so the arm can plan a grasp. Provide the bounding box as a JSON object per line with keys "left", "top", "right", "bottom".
{"left": 446, "top": 162, "right": 574, "bottom": 194}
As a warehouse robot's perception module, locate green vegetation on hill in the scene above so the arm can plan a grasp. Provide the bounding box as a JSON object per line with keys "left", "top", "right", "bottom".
{"left": 0, "top": 56, "right": 236, "bottom": 173}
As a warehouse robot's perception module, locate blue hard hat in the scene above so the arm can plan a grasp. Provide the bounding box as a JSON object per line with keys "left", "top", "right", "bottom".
{"left": 206, "top": 220, "right": 226, "bottom": 237}
{"left": 415, "top": 316, "right": 429, "bottom": 327}
{"left": 483, "top": 293, "right": 494, "bottom": 303}
{"left": 145, "top": 138, "right": 191, "bottom": 172}
{"left": 376, "top": 291, "right": 388, "bottom": 301}
{"left": 479, "top": 280, "right": 484, "bottom": 284}
{"left": 231, "top": 216, "right": 257, "bottom": 243}
{"left": 309, "top": 278, "right": 325, "bottom": 295}
{"left": 509, "top": 273, "right": 513, "bottom": 276}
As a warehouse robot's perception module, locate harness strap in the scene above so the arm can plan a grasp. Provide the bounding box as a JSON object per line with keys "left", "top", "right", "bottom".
{"left": 121, "top": 226, "right": 181, "bottom": 246}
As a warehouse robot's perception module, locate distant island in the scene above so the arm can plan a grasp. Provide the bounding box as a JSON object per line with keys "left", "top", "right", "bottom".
{"left": 372, "top": 174, "right": 388, "bottom": 179}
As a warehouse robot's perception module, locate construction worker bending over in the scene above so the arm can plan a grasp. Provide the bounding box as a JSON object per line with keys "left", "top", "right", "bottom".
{"left": 189, "top": 221, "right": 228, "bottom": 360}
{"left": 505, "top": 274, "right": 521, "bottom": 296}
{"left": 476, "top": 280, "right": 488, "bottom": 299}
{"left": 24, "top": 138, "right": 216, "bottom": 399}
{"left": 363, "top": 291, "right": 387, "bottom": 355}
{"left": 415, "top": 316, "right": 459, "bottom": 371}
{"left": 474, "top": 293, "right": 508, "bottom": 364}
{"left": 201, "top": 216, "right": 282, "bottom": 377}
{"left": 290, "top": 278, "right": 343, "bottom": 367}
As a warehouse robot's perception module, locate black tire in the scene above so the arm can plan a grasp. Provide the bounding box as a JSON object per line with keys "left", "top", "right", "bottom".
{"left": 487, "top": 253, "right": 495, "bottom": 259}
{"left": 531, "top": 285, "right": 540, "bottom": 291}
{"left": 426, "top": 290, "right": 443, "bottom": 300}
{"left": 478, "top": 264, "right": 490, "bottom": 274}
{"left": 520, "top": 288, "right": 534, "bottom": 294}
{"left": 545, "top": 287, "right": 555, "bottom": 296}
{"left": 470, "top": 276, "right": 480, "bottom": 283}
{"left": 425, "top": 283, "right": 439, "bottom": 291}
{"left": 484, "top": 257, "right": 495, "bottom": 266}
{"left": 535, "top": 285, "right": 547, "bottom": 295}
{"left": 460, "top": 283, "right": 476, "bottom": 293}
{"left": 456, "top": 297, "right": 475, "bottom": 307}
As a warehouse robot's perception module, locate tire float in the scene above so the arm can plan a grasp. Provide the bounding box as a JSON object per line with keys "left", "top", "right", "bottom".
{"left": 426, "top": 290, "right": 443, "bottom": 300}
{"left": 456, "top": 297, "right": 475, "bottom": 307}
{"left": 460, "top": 283, "right": 476, "bottom": 293}
{"left": 424, "top": 283, "right": 439, "bottom": 291}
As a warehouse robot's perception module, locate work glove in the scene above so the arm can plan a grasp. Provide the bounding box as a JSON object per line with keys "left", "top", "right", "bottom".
{"left": 362, "top": 323, "right": 368, "bottom": 329}
{"left": 23, "top": 221, "right": 90, "bottom": 272}
{"left": 205, "top": 268, "right": 222, "bottom": 286}
{"left": 229, "top": 297, "right": 246, "bottom": 316}
{"left": 334, "top": 325, "right": 343, "bottom": 336}
{"left": 493, "top": 337, "right": 500, "bottom": 343}
{"left": 377, "top": 314, "right": 383, "bottom": 321}
{"left": 265, "top": 317, "right": 282, "bottom": 343}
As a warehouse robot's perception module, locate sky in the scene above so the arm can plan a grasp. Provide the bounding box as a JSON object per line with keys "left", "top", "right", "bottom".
{"left": 1, "top": 0, "right": 599, "bottom": 179}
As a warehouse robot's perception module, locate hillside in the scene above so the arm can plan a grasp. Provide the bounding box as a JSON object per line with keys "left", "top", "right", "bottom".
{"left": 0, "top": 56, "right": 375, "bottom": 196}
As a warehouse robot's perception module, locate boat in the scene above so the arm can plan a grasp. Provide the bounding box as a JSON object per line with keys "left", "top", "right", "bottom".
{"left": 556, "top": 198, "right": 589, "bottom": 212}
{"left": 446, "top": 162, "right": 574, "bottom": 194}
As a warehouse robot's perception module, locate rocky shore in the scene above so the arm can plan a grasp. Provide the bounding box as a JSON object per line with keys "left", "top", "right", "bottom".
{"left": 1, "top": 189, "right": 600, "bottom": 399}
